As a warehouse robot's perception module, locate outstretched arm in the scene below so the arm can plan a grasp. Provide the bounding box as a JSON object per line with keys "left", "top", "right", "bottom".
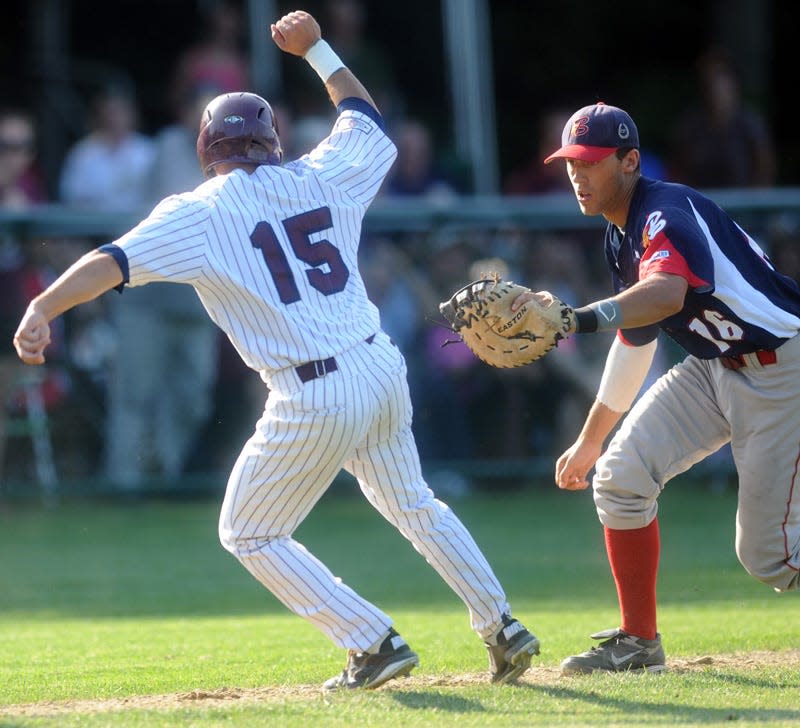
{"left": 270, "top": 10, "right": 377, "bottom": 110}
{"left": 514, "top": 273, "right": 687, "bottom": 334}
{"left": 14, "top": 250, "right": 123, "bottom": 365}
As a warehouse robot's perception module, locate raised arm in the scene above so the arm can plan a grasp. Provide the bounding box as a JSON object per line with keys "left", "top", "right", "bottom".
{"left": 270, "top": 10, "right": 378, "bottom": 110}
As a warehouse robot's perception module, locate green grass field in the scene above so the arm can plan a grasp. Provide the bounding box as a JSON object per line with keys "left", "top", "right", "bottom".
{"left": 1, "top": 479, "right": 798, "bottom": 727}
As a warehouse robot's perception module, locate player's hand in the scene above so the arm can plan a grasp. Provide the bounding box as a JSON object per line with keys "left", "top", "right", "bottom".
{"left": 13, "top": 307, "right": 51, "bottom": 365}
{"left": 510, "top": 290, "right": 556, "bottom": 312}
{"left": 271, "top": 10, "right": 321, "bottom": 57}
{"left": 555, "top": 439, "right": 600, "bottom": 491}
{"left": 510, "top": 289, "right": 535, "bottom": 312}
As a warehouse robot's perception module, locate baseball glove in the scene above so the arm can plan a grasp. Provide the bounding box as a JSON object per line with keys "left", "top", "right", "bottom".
{"left": 439, "top": 276, "right": 575, "bottom": 368}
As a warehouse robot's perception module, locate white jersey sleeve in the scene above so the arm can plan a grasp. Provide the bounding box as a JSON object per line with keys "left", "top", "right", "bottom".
{"left": 287, "top": 109, "right": 397, "bottom": 207}
{"left": 112, "top": 193, "right": 211, "bottom": 286}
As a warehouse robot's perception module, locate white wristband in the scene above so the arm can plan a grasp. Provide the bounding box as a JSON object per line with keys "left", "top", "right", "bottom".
{"left": 304, "top": 39, "right": 345, "bottom": 82}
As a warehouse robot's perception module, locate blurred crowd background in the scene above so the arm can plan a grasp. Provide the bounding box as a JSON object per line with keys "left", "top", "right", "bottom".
{"left": 0, "top": 0, "right": 797, "bottom": 497}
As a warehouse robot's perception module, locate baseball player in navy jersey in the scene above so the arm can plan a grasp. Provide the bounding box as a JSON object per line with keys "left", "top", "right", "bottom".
{"left": 514, "top": 101, "right": 800, "bottom": 674}
{"left": 13, "top": 10, "right": 539, "bottom": 690}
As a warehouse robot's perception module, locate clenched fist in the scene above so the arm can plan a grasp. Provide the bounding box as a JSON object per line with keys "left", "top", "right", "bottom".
{"left": 271, "top": 10, "right": 321, "bottom": 57}
{"left": 14, "top": 307, "right": 51, "bottom": 365}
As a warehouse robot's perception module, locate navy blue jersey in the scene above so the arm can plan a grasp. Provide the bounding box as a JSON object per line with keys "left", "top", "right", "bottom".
{"left": 605, "top": 177, "right": 800, "bottom": 358}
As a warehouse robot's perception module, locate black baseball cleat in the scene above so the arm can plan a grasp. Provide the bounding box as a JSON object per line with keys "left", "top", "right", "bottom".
{"left": 484, "top": 613, "right": 540, "bottom": 684}
{"left": 560, "top": 628, "right": 667, "bottom": 675}
{"left": 322, "top": 629, "right": 419, "bottom": 690}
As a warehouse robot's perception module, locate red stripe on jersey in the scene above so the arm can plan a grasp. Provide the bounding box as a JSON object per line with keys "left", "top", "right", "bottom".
{"left": 639, "top": 235, "right": 709, "bottom": 289}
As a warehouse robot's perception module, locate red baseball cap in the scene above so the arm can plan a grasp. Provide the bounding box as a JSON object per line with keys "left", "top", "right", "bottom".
{"left": 544, "top": 102, "right": 639, "bottom": 164}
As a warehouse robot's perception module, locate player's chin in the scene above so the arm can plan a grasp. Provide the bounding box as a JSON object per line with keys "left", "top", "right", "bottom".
{"left": 575, "top": 197, "right": 597, "bottom": 216}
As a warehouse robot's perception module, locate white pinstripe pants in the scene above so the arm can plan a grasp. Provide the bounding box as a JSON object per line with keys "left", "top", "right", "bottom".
{"left": 219, "top": 331, "right": 510, "bottom": 650}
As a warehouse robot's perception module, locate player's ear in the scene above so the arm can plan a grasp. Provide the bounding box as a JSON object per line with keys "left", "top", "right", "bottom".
{"left": 622, "top": 148, "right": 640, "bottom": 173}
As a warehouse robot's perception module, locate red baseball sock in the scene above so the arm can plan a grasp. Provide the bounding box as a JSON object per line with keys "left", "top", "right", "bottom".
{"left": 604, "top": 518, "right": 660, "bottom": 640}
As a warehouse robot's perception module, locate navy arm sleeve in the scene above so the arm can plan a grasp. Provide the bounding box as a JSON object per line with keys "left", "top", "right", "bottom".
{"left": 98, "top": 243, "right": 129, "bottom": 292}
{"left": 619, "top": 324, "right": 660, "bottom": 346}
{"left": 336, "top": 97, "right": 385, "bottom": 131}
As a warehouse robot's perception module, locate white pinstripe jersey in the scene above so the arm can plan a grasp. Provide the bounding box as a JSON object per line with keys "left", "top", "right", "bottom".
{"left": 109, "top": 108, "right": 397, "bottom": 373}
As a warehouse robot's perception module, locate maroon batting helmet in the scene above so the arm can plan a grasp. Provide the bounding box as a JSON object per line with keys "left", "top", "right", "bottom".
{"left": 196, "top": 92, "right": 283, "bottom": 178}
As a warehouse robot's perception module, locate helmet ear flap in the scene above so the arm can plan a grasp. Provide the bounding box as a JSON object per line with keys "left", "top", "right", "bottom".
{"left": 249, "top": 137, "right": 283, "bottom": 164}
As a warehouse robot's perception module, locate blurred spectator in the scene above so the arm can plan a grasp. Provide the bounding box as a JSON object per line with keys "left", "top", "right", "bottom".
{"left": 667, "top": 47, "right": 777, "bottom": 188}
{"left": 57, "top": 82, "right": 157, "bottom": 485}
{"left": 360, "top": 236, "right": 437, "bottom": 355}
{"left": 263, "top": 99, "right": 298, "bottom": 158}
{"left": 767, "top": 214, "right": 800, "bottom": 283}
{"left": 382, "top": 118, "right": 459, "bottom": 199}
{"left": 404, "top": 232, "right": 491, "bottom": 473}
{"left": 170, "top": 0, "right": 251, "bottom": 117}
{"left": 1, "top": 109, "right": 38, "bottom": 480}
{"left": 0, "top": 108, "right": 66, "bottom": 483}
{"left": 289, "top": 112, "right": 336, "bottom": 158}
{"left": 0, "top": 109, "right": 46, "bottom": 207}
{"left": 322, "top": 0, "right": 402, "bottom": 122}
{"left": 503, "top": 108, "right": 574, "bottom": 196}
{"left": 59, "top": 82, "right": 155, "bottom": 211}
{"left": 516, "top": 233, "right": 613, "bottom": 456}
{"left": 99, "top": 85, "right": 221, "bottom": 491}
{"left": 149, "top": 86, "right": 218, "bottom": 200}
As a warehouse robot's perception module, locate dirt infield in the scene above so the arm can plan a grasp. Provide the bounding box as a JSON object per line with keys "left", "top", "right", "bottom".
{"left": 3, "top": 650, "right": 799, "bottom": 718}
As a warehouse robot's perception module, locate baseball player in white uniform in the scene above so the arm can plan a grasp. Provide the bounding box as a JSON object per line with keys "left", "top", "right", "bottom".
{"left": 13, "top": 10, "right": 538, "bottom": 690}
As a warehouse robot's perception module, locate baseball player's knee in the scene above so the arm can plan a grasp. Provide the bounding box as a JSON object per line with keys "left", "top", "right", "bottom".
{"left": 735, "top": 540, "right": 799, "bottom": 590}
{"left": 595, "top": 449, "right": 660, "bottom": 496}
{"left": 219, "top": 526, "right": 282, "bottom": 559}
{"left": 218, "top": 517, "right": 261, "bottom": 555}
{"left": 218, "top": 523, "right": 240, "bottom": 553}
{"left": 592, "top": 486, "right": 657, "bottom": 530}
{"left": 385, "top": 492, "right": 449, "bottom": 537}
{"left": 592, "top": 453, "right": 661, "bottom": 529}
{"left": 774, "top": 573, "right": 800, "bottom": 592}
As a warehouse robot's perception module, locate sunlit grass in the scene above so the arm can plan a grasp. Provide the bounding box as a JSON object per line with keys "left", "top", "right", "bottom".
{"left": 1, "top": 481, "right": 798, "bottom": 726}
